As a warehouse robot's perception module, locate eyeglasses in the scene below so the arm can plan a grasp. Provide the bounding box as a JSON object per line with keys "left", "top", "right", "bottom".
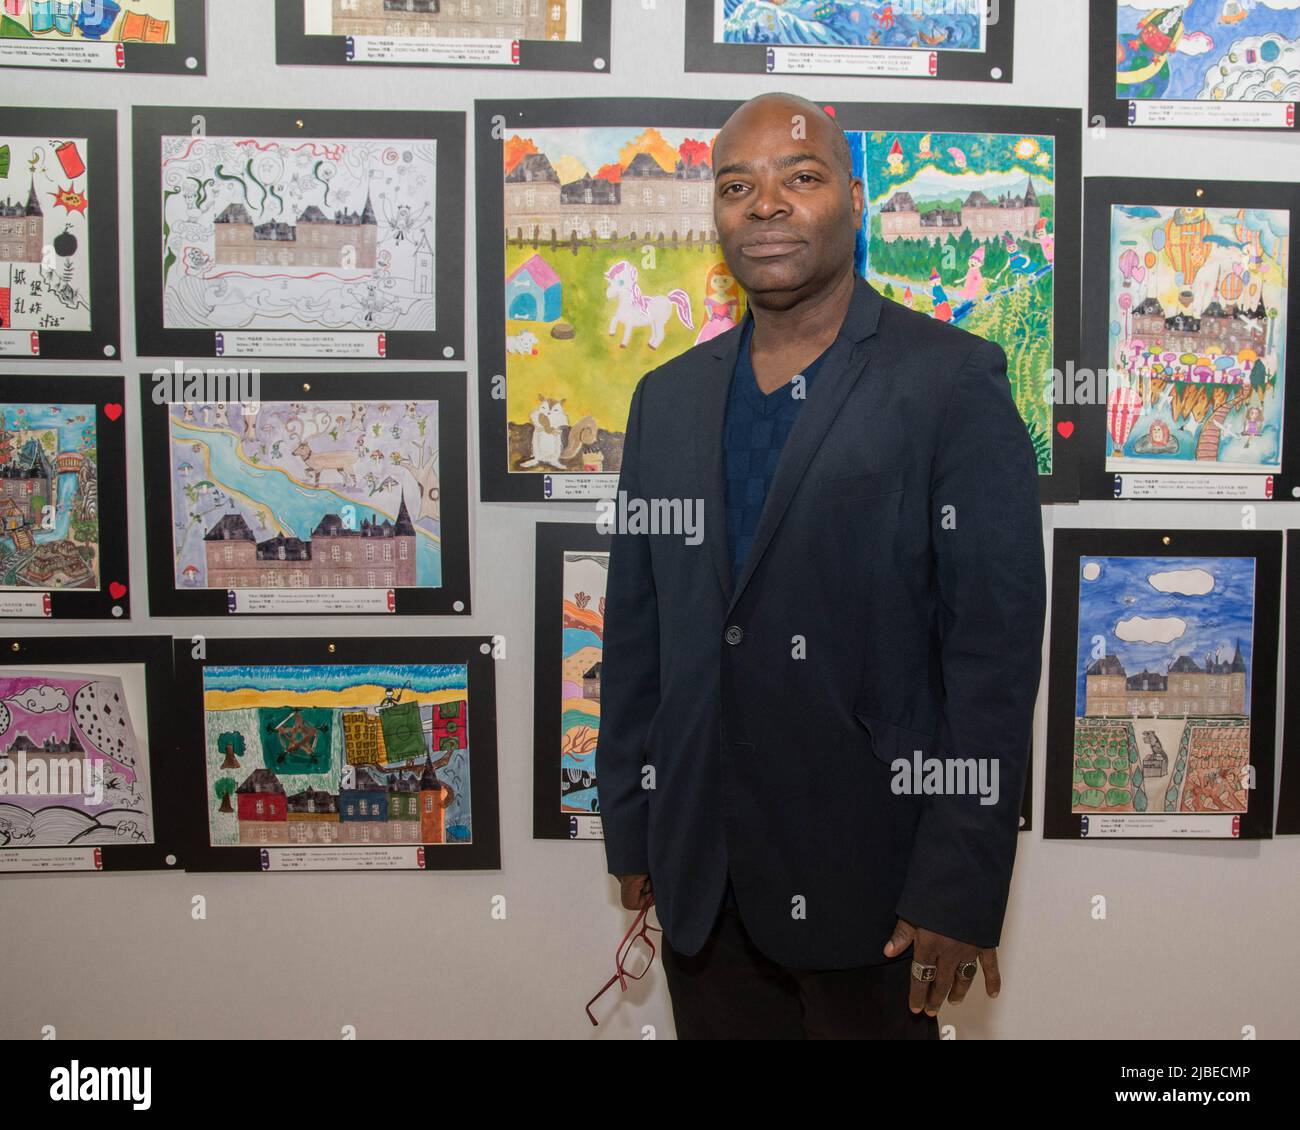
{"left": 585, "top": 897, "right": 662, "bottom": 1026}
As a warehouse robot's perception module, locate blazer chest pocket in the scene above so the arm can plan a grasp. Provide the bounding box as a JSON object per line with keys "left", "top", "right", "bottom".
{"left": 853, "top": 709, "right": 937, "bottom": 766}
{"left": 810, "top": 470, "right": 903, "bottom": 505}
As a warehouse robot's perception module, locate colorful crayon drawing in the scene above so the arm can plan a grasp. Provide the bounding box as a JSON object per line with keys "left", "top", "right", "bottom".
{"left": 0, "top": 0, "right": 175, "bottom": 43}
{"left": 1115, "top": 1, "right": 1300, "bottom": 103}
{"left": 168, "top": 399, "right": 441, "bottom": 591}
{"left": 202, "top": 663, "right": 471, "bottom": 847}
{"left": 304, "top": 0, "right": 583, "bottom": 41}
{"left": 0, "top": 134, "right": 91, "bottom": 333}
{"left": 1073, "top": 555, "right": 1255, "bottom": 818}
{"left": 1106, "top": 204, "right": 1289, "bottom": 474}
{"left": 560, "top": 550, "right": 606, "bottom": 815}
{"left": 503, "top": 125, "right": 741, "bottom": 477}
{"left": 0, "top": 667, "right": 153, "bottom": 847}
{"left": 160, "top": 135, "right": 436, "bottom": 333}
{"left": 0, "top": 403, "right": 99, "bottom": 591}
{"left": 854, "top": 128, "right": 1056, "bottom": 473}
{"left": 717, "top": 0, "right": 985, "bottom": 51}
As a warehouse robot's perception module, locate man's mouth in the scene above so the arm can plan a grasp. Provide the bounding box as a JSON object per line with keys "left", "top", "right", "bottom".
{"left": 742, "top": 232, "right": 804, "bottom": 259}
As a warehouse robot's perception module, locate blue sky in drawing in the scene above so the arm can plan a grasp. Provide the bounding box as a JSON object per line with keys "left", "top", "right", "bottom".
{"left": 1074, "top": 554, "right": 1256, "bottom": 713}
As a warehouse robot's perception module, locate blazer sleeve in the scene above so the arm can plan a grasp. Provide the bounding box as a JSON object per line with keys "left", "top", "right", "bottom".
{"left": 595, "top": 372, "right": 660, "bottom": 876}
{"left": 894, "top": 340, "right": 1047, "bottom": 947}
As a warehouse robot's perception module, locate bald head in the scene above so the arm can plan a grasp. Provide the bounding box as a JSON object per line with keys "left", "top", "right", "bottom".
{"left": 718, "top": 93, "right": 853, "bottom": 181}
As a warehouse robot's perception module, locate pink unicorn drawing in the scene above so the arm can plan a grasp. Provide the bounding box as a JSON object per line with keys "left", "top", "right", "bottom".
{"left": 604, "top": 260, "right": 694, "bottom": 349}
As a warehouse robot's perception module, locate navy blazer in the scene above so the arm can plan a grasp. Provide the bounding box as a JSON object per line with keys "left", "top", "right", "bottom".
{"left": 596, "top": 273, "right": 1046, "bottom": 968}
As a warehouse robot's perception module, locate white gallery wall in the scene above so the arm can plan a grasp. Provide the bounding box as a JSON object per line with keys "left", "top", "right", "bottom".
{"left": 1, "top": 0, "right": 1298, "bottom": 1040}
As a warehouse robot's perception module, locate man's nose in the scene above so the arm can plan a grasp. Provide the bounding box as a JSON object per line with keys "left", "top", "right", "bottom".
{"left": 748, "top": 181, "right": 789, "bottom": 216}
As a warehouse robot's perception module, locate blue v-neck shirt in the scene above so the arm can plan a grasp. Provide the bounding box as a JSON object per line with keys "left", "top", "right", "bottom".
{"left": 719, "top": 316, "right": 835, "bottom": 911}
{"left": 723, "top": 317, "right": 835, "bottom": 588}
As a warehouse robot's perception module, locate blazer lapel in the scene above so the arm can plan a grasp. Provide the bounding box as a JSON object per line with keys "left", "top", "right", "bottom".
{"left": 693, "top": 306, "right": 748, "bottom": 606}
{"left": 701, "top": 274, "right": 885, "bottom": 618}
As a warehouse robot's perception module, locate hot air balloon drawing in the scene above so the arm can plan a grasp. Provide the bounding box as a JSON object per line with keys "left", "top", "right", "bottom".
{"left": 1118, "top": 247, "right": 1144, "bottom": 287}
{"left": 1218, "top": 265, "right": 1244, "bottom": 305}
{"left": 1118, "top": 290, "right": 1133, "bottom": 340}
{"left": 1232, "top": 209, "right": 1263, "bottom": 269}
{"left": 1163, "top": 207, "right": 1212, "bottom": 285}
{"left": 1107, "top": 385, "right": 1143, "bottom": 457}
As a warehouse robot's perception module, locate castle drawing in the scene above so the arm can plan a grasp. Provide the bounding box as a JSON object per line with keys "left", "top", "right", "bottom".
{"left": 0, "top": 410, "right": 97, "bottom": 589}
{"left": 201, "top": 495, "right": 418, "bottom": 589}
{"left": 213, "top": 195, "right": 378, "bottom": 268}
{"left": 0, "top": 179, "right": 43, "bottom": 264}
{"left": 878, "top": 178, "right": 1040, "bottom": 243}
{"left": 1083, "top": 641, "right": 1248, "bottom": 718}
{"left": 0, "top": 426, "right": 53, "bottom": 534}
{"left": 330, "top": 0, "right": 569, "bottom": 41}
{"left": 1, "top": 729, "right": 86, "bottom": 767}
{"left": 235, "top": 750, "right": 454, "bottom": 846}
{"left": 505, "top": 149, "right": 717, "bottom": 244}
{"left": 1130, "top": 293, "right": 1268, "bottom": 359}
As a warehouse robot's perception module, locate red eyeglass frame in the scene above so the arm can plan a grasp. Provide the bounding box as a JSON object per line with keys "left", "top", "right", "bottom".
{"left": 586, "top": 897, "right": 662, "bottom": 1026}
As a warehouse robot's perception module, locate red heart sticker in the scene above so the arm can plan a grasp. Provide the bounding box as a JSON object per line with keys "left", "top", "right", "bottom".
{"left": 104, "top": 403, "right": 123, "bottom": 422}
{"left": 109, "top": 581, "right": 127, "bottom": 599}
{"left": 1056, "top": 421, "right": 1074, "bottom": 439}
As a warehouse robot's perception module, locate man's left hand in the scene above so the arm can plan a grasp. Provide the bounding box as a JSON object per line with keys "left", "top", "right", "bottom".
{"left": 883, "top": 917, "right": 1001, "bottom": 1016}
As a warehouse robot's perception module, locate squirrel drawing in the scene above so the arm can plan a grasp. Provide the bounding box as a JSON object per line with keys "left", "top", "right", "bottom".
{"left": 519, "top": 394, "right": 599, "bottom": 470}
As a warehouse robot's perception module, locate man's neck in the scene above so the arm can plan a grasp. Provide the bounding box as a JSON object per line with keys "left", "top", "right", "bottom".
{"left": 747, "top": 269, "right": 855, "bottom": 392}
{"left": 748, "top": 266, "right": 857, "bottom": 353}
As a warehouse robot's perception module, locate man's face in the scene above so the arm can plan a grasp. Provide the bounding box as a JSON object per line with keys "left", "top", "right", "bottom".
{"left": 712, "top": 102, "right": 862, "bottom": 305}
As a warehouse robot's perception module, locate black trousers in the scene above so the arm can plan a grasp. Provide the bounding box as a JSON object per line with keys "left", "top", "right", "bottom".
{"left": 661, "top": 897, "right": 940, "bottom": 1040}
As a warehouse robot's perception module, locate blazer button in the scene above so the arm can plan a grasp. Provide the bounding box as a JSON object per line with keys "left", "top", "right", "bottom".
{"left": 724, "top": 625, "right": 743, "bottom": 645}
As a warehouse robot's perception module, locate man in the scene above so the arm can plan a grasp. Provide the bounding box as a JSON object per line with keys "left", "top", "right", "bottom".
{"left": 595, "top": 92, "right": 1046, "bottom": 1040}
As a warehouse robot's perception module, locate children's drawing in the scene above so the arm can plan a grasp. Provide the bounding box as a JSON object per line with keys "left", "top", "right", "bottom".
{"left": 0, "top": 134, "right": 91, "bottom": 333}
{"left": 168, "top": 399, "right": 440, "bottom": 591}
{"left": 202, "top": 663, "right": 471, "bottom": 847}
{"left": 716, "top": 0, "right": 985, "bottom": 51}
{"left": 305, "top": 0, "right": 583, "bottom": 41}
{"left": 160, "top": 134, "right": 436, "bottom": 334}
{"left": 0, "top": 403, "right": 99, "bottom": 591}
{"left": 1106, "top": 204, "right": 1288, "bottom": 474}
{"left": 0, "top": 0, "right": 175, "bottom": 43}
{"left": 0, "top": 666, "right": 152, "bottom": 847}
{"left": 855, "top": 128, "right": 1056, "bottom": 472}
{"left": 1115, "top": 0, "right": 1300, "bottom": 103}
{"left": 560, "top": 550, "right": 606, "bottom": 815}
{"left": 1073, "top": 555, "right": 1255, "bottom": 818}
{"left": 503, "top": 125, "right": 740, "bottom": 476}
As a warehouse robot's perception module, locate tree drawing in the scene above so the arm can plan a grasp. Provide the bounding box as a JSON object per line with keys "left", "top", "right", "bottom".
{"left": 216, "top": 731, "right": 245, "bottom": 769}
{"left": 214, "top": 777, "right": 237, "bottom": 814}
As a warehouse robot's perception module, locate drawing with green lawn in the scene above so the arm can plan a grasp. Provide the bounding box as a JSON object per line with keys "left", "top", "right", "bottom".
{"left": 501, "top": 125, "right": 741, "bottom": 479}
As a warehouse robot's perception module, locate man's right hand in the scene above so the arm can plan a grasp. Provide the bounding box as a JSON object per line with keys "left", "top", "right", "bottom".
{"left": 616, "top": 872, "right": 653, "bottom": 910}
